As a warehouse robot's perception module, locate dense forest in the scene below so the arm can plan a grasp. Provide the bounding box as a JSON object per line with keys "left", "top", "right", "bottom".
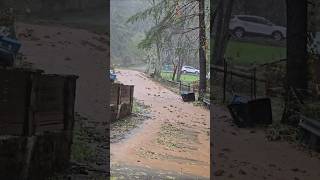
{"left": 110, "top": 0, "right": 151, "bottom": 67}
{"left": 0, "top": 0, "right": 107, "bottom": 14}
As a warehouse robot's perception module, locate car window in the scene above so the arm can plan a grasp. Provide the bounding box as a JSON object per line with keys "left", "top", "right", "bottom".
{"left": 256, "top": 18, "right": 270, "bottom": 25}
{"left": 264, "top": 19, "right": 274, "bottom": 25}
{"left": 238, "top": 17, "right": 251, "bottom": 22}
{"left": 239, "top": 16, "right": 271, "bottom": 25}
{"left": 250, "top": 17, "right": 264, "bottom": 24}
{"left": 239, "top": 17, "right": 255, "bottom": 23}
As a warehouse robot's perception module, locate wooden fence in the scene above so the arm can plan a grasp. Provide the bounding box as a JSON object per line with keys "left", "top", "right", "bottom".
{"left": 0, "top": 68, "right": 78, "bottom": 136}
{"left": 110, "top": 82, "right": 134, "bottom": 121}
{"left": 0, "top": 67, "right": 78, "bottom": 179}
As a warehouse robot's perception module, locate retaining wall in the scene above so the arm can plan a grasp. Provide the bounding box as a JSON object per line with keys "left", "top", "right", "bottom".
{"left": 110, "top": 82, "right": 134, "bottom": 121}
{"left": 0, "top": 67, "right": 78, "bottom": 180}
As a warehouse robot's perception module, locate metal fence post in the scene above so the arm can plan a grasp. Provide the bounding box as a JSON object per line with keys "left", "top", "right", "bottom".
{"left": 254, "top": 67, "right": 257, "bottom": 99}
{"left": 223, "top": 59, "right": 227, "bottom": 103}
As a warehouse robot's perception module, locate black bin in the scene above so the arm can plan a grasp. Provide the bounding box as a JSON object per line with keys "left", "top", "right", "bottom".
{"left": 181, "top": 92, "right": 195, "bottom": 102}
{"left": 228, "top": 98, "right": 272, "bottom": 127}
{"left": 0, "top": 48, "right": 14, "bottom": 67}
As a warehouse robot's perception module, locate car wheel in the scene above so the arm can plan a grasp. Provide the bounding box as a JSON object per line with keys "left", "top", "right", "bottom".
{"left": 272, "top": 31, "right": 283, "bottom": 41}
{"left": 234, "top": 28, "right": 245, "bottom": 38}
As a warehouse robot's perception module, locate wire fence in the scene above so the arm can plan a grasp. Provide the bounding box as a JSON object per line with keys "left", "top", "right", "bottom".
{"left": 211, "top": 59, "right": 288, "bottom": 122}
{"left": 159, "top": 73, "right": 210, "bottom": 104}
{"left": 212, "top": 59, "right": 287, "bottom": 102}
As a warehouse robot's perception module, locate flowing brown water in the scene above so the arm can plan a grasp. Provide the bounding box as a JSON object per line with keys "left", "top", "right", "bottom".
{"left": 111, "top": 70, "right": 210, "bottom": 177}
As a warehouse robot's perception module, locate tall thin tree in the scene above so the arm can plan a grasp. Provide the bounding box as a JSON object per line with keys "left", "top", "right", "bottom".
{"left": 198, "top": 0, "right": 207, "bottom": 100}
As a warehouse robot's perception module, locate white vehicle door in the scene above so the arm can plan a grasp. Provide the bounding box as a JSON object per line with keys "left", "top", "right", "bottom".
{"left": 247, "top": 17, "right": 269, "bottom": 35}
{"left": 256, "top": 18, "right": 274, "bottom": 35}
{"left": 264, "top": 19, "right": 277, "bottom": 35}
{"left": 238, "top": 16, "right": 258, "bottom": 33}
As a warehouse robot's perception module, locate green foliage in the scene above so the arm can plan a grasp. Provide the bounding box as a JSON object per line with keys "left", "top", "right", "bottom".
{"left": 127, "top": 0, "right": 178, "bottom": 50}
{"left": 126, "top": 0, "right": 169, "bottom": 24}
{"left": 265, "top": 123, "right": 300, "bottom": 142}
{"left": 301, "top": 103, "right": 320, "bottom": 120}
{"left": 111, "top": 0, "right": 150, "bottom": 65}
{"left": 71, "top": 125, "right": 94, "bottom": 162}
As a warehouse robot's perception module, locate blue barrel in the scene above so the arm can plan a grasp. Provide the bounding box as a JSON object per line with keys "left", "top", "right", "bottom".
{"left": 0, "top": 36, "right": 21, "bottom": 54}
{"left": 0, "top": 48, "right": 14, "bottom": 66}
{"left": 110, "top": 74, "right": 116, "bottom": 81}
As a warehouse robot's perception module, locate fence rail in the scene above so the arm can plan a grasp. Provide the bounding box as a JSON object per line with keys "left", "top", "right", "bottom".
{"left": 110, "top": 82, "right": 134, "bottom": 121}
{"left": 0, "top": 68, "right": 78, "bottom": 136}
{"left": 212, "top": 59, "right": 287, "bottom": 103}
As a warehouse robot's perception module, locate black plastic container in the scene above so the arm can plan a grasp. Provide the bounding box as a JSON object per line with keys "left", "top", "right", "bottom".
{"left": 228, "top": 98, "right": 273, "bottom": 127}
{"left": 0, "top": 48, "right": 14, "bottom": 67}
{"left": 181, "top": 92, "right": 195, "bottom": 102}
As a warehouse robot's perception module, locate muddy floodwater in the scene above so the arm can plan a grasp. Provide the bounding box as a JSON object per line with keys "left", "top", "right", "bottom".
{"left": 111, "top": 70, "right": 210, "bottom": 178}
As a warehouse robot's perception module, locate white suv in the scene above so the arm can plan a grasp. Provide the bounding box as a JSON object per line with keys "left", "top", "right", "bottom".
{"left": 181, "top": 66, "right": 200, "bottom": 74}
{"left": 229, "top": 15, "right": 286, "bottom": 41}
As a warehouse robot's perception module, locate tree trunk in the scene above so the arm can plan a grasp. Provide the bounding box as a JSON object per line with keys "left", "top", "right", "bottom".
{"left": 176, "top": 56, "right": 183, "bottom": 82}
{"left": 282, "top": 0, "right": 308, "bottom": 125}
{"left": 146, "top": 55, "right": 151, "bottom": 74}
{"left": 286, "top": 0, "right": 308, "bottom": 91}
{"left": 212, "top": 0, "right": 224, "bottom": 66}
{"left": 172, "top": 65, "right": 177, "bottom": 81}
{"left": 198, "top": 0, "right": 207, "bottom": 100}
{"left": 212, "top": 0, "right": 234, "bottom": 66}
{"left": 154, "top": 41, "right": 162, "bottom": 78}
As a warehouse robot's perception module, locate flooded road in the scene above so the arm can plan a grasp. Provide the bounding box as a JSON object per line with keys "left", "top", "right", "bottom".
{"left": 111, "top": 70, "right": 210, "bottom": 178}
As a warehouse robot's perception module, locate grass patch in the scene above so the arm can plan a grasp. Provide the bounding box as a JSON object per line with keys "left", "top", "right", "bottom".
{"left": 265, "top": 123, "right": 301, "bottom": 142}
{"left": 71, "top": 121, "right": 95, "bottom": 162}
{"left": 161, "top": 72, "right": 199, "bottom": 84}
{"left": 132, "top": 99, "right": 143, "bottom": 113}
{"left": 226, "top": 40, "right": 286, "bottom": 65}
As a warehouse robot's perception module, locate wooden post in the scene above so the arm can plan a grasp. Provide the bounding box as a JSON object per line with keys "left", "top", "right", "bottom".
{"left": 26, "top": 71, "right": 41, "bottom": 136}
{"left": 254, "top": 67, "right": 257, "bottom": 99}
{"left": 223, "top": 59, "right": 227, "bottom": 103}
{"left": 117, "top": 84, "right": 121, "bottom": 106}
{"left": 130, "top": 86, "right": 134, "bottom": 113}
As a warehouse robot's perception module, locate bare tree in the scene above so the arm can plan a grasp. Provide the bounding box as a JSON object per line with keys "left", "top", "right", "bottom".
{"left": 212, "top": 0, "right": 234, "bottom": 66}
{"left": 198, "top": 0, "right": 207, "bottom": 100}
{"left": 282, "top": 0, "right": 308, "bottom": 125}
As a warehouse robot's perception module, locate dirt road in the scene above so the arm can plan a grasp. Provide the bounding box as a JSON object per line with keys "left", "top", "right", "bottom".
{"left": 16, "top": 22, "right": 109, "bottom": 178}
{"left": 213, "top": 105, "right": 320, "bottom": 180}
{"left": 111, "top": 70, "right": 210, "bottom": 178}
{"left": 17, "top": 22, "right": 109, "bottom": 123}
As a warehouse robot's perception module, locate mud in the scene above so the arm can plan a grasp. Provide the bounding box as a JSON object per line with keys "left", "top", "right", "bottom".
{"left": 111, "top": 70, "right": 210, "bottom": 178}
{"left": 15, "top": 22, "right": 109, "bottom": 179}
{"left": 213, "top": 105, "right": 320, "bottom": 180}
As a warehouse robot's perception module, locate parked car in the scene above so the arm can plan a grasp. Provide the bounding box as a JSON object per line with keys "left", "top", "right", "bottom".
{"left": 181, "top": 66, "right": 200, "bottom": 74}
{"left": 229, "top": 15, "right": 286, "bottom": 41}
